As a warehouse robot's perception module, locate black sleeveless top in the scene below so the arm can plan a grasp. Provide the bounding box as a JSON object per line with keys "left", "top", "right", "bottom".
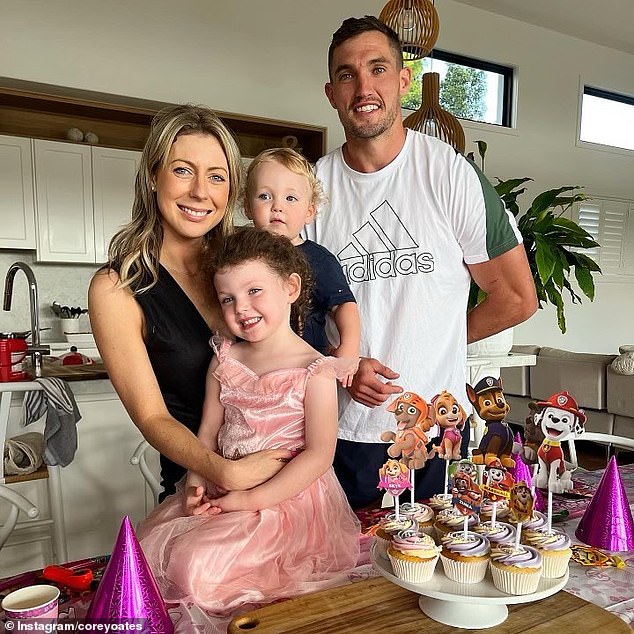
{"left": 134, "top": 265, "right": 213, "bottom": 500}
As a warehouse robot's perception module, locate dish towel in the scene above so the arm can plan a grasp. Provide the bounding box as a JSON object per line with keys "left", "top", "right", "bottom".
{"left": 23, "top": 377, "right": 82, "bottom": 467}
{"left": 3, "top": 432, "right": 44, "bottom": 476}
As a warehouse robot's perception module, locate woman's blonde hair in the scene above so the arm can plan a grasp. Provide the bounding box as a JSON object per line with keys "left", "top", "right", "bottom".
{"left": 243, "top": 147, "right": 325, "bottom": 213}
{"left": 108, "top": 104, "right": 243, "bottom": 293}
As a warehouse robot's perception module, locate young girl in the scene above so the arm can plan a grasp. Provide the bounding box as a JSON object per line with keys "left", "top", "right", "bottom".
{"left": 244, "top": 148, "right": 360, "bottom": 386}
{"left": 138, "top": 228, "right": 360, "bottom": 622}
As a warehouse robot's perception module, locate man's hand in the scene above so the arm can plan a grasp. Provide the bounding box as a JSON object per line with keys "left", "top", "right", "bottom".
{"left": 347, "top": 357, "right": 402, "bottom": 407}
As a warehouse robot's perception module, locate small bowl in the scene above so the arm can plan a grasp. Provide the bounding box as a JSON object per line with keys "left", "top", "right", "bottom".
{"left": 64, "top": 332, "right": 95, "bottom": 346}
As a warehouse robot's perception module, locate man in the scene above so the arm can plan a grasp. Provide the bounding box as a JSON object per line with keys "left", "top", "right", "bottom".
{"left": 305, "top": 16, "right": 537, "bottom": 510}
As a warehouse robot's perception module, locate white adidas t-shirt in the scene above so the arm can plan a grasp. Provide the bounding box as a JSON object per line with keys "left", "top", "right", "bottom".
{"left": 306, "top": 130, "right": 521, "bottom": 443}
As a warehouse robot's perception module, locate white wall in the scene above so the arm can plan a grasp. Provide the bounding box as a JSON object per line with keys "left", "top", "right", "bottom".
{"left": 1, "top": 0, "right": 633, "bottom": 353}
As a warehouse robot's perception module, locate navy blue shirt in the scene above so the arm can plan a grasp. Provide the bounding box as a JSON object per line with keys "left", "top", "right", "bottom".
{"left": 298, "top": 240, "right": 356, "bottom": 355}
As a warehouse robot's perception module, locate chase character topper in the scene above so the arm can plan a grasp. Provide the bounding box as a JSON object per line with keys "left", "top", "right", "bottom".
{"left": 380, "top": 392, "right": 434, "bottom": 470}
{"left": 430, "top": 390, "right": 467, "bottom": 461}
{"left": 377, "top": 459, "right": 412, "bottom": 497}
{"left": 534, "top": 391, "right": 586, "bottom": 493}
{"left": 467, "top": 376, "right": 516, "bottom": 468}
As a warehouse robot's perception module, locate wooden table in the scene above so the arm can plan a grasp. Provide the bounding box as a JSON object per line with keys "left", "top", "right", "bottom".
{"left": 228, "top": 577, "right": 629, "bottom": 634}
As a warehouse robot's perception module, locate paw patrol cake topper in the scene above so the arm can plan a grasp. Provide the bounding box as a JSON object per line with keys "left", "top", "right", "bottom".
{"left": 534, "top": 391, "right": 586, "bottom": 494}
{"left": 380, "top": 392, "right": 434, "bottom": 470}
{"left": 430, "top": 390, "right": 467, "bottom": 461}
{"left": 452, "top": 471, "right": 482, "bottom": 517}
{"left": 467, "top": 376, "right": 516, "bottom": 468}
{"left": 482, "top": 459, "right": 515, "bottom": 502}
{"left": 377, "top": 459, "right": 412, "bottom": 498}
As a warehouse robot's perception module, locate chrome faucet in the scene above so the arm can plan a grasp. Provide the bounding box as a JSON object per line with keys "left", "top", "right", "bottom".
{"left": 3, "top": 261, "right": 50, "bottom": 378}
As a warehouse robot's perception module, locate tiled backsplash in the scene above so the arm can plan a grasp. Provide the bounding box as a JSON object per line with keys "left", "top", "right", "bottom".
{"left": 0, "top": 251, "right": 98, "bottom": 340}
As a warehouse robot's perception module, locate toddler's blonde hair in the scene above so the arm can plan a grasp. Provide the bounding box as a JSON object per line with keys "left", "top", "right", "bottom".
{"left": 244, "top": 147, "right": 325, "bottom": 212}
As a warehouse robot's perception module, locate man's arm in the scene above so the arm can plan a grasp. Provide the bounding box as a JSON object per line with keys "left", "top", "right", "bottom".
{"left": 466, "top": 244, "right": 538, "bottom": 344}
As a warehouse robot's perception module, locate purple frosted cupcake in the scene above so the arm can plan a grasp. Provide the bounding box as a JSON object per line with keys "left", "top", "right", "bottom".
{"left": 479, "top": 499, "right": 510, "bottom": 522}
{"left": 400, "top": 502, "right": 435, "bottom": 536}
{"left": 434, "top": 508, "right": 478, "bottom": 539}
{"left": 387, "top": 529, "right": 441, "bottom": 583}
{"left": 473, "top": 521, "right": 517, "bottom": 546}
{"left": 522, "top": 528, "right": 571, "bottom": 578}
{"left": 374, "top": 512, "right": 416, "bottom": 559}
{"left": 428, "top": 493, "right": 453, "bottom": 515}
{"left": 440, "top": 531, "right": 490, "bottom": 583}
{"left": 490, "top": 545, "right": 542, "bottom": 594}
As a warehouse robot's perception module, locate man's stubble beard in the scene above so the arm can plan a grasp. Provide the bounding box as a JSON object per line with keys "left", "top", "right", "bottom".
{"left": 341, "top": 102, "right": 401, "bottom": 140}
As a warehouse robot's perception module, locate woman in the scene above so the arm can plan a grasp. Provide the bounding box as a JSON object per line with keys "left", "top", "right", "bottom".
{"left": 89, "top": 104, "right": 290, "bottom": 500}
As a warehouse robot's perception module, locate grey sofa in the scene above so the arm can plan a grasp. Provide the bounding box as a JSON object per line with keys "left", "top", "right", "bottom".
{"left": 501, "top": 345, "right": 634, "bottom": 440}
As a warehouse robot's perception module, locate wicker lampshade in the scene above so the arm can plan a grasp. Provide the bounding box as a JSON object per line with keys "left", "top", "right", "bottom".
{"left": 404, "top": 72, "right": 465, "bottom": 153}
{"left": 379, "top": 0, "right": 440, "bottom": 60}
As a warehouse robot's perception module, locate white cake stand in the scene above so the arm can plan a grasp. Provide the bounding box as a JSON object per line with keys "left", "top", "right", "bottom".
{"left": 371, "top": 544, "right": 568, "bottom": 629}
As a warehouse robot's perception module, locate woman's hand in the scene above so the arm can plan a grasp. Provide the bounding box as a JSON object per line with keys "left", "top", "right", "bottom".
{"left": 218, "top": 449, "right": 292, "bottom": 491}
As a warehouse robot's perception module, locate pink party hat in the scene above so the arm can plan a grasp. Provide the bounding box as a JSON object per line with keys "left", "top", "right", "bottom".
{"left": 533, "top": 485, "right": 546, "bottom": 512}
{"left": 576, "top": 457, "right": 634, "bottom": 552}
{"left": 87, "top": 516, "right": 173, "bottom": 632}
{"left": 513, "top": 432, "right": 523, "bottom": 455}
{"left": 509, "top": 452, "right": 532, "bottom": 485}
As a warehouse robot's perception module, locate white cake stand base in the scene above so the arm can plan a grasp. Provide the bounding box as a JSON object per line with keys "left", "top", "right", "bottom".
{"left": 372, "top": 544, "right": 568, "bottom": 630}
{"left": 418, "top": 595, "right": 507, "bottom": 629}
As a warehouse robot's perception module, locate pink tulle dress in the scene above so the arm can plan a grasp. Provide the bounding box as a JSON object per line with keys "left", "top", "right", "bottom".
{"left": 138, "top": 338, "right": 360, "bottom": 618}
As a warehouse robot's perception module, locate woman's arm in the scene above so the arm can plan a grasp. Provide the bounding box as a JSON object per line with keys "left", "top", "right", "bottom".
{"left": 88, "top": 270, "right": 289, "bottom": 492}
{"left": 210, "top": 370, "right": 338, "bottom": 512}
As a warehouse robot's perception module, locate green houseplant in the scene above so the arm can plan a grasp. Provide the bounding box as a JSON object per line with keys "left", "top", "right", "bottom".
{"left": 468, "top": 141, "right": 601, "bottom": 334}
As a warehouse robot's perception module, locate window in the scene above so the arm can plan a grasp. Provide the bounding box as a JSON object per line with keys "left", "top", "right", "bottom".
{"left": 580, "top": 87, "right": 634, "bottom": 151}
{"left": 402, "top": 50, "right": 513, "bottom": 127}
{"left": 574, "top": 197, "right": 634, "bottom": 278}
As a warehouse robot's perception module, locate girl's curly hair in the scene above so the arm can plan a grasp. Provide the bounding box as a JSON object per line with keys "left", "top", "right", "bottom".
{"left": 207, "top": 227, "right": 313, "bottom": 336}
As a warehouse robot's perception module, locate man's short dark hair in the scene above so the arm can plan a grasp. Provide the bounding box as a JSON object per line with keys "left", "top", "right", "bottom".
{"left": 327, "top": 15, "right": 403, "bottom": 80}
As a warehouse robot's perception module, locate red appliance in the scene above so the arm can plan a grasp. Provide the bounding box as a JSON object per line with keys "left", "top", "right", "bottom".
{"left": 0, "top": 332, "right": 30, "bottom": 382}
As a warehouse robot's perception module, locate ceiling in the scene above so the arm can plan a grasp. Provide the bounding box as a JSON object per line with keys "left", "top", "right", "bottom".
{"left": 452, "top": 0, "right": 634, "bottom": 55}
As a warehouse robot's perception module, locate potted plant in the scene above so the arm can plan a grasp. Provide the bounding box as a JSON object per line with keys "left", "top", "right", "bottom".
{"left": 468, "top": 141, "right": 601, "bottom": 335}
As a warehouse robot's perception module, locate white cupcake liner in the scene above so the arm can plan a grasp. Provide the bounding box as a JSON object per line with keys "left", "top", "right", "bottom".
{"left": 388, "top": 553, "right": 439, "bottom": 583}
{"left": 440, "top": 554, "right": 489, "bottom": 584}
{"left": 490, "top": 563, "right": 541, "bottom": 595}
{"left": 540, "top": 550, "right": 571, "bottom": 578}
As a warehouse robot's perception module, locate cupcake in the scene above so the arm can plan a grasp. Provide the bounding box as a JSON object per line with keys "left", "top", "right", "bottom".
{"left": 473, "top": 521, "right": 517, "bottom": 546}
{"left": 400, "top": 502, "right": 435, "bottom": 536}
{"left": 517, "top": 510, "right": 547, "bottom": 532}
{"left": 434, "top": 508, "right": 478, "bottom": 539}
{"left": 489, "top": 545, "right": 542, "bottom": 595}
{"left": 374, "top": 512, "right": 415, "bottom": 559}
{"left": 387, "top": 529, "right": 441, "bottom": 583}
{"left": 522, "top": 528, "right": 572, "bottom": 578}
{"left": 428, "top": 493, "right": 453, "bottom": 515}
{"left": 440, "top": 531, "right": 490, "bottom": 584}
{"left": 479, "top": 499, "right": 510, "bottom": 522}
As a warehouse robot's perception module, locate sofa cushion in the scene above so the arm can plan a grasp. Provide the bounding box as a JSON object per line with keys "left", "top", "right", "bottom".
{"left": 529, "top": 347, "right": 616, "bottom": 409}
{"left": 582, "top": 410, "right": 615, "bottom": 435}
{"left": 613, "top": 415, "right": 634, "bottom": 438}
{"left": 500, "top": 345, "right": 541, "bottom": 397}
{"left": 607, "top": 366, "right": 634, "bottom": 417}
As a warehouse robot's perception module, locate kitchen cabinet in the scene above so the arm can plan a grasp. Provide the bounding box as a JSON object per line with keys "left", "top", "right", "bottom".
{"left": 33, "top": 140, "right": 140, "bottom": 263}
{"left": 92, "top": 147, "right": 140, "bottom": 262}
{"left": 0, "top": 381, "right": 158, "bottom": 576}
{"left": 0, "top": 135, "right": 36, "bottom": 249}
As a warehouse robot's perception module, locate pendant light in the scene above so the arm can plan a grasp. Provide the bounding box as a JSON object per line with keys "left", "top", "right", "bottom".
{"left": 404, "top": 72, "right": 466, "bottom": 153}
{"left": 379, "top": 0, "right": 440, "bottom": 60}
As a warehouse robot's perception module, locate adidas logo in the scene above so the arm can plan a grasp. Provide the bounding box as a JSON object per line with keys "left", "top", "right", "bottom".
{"left": 337, "top": 200, "right": 435, "bottom": 283}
